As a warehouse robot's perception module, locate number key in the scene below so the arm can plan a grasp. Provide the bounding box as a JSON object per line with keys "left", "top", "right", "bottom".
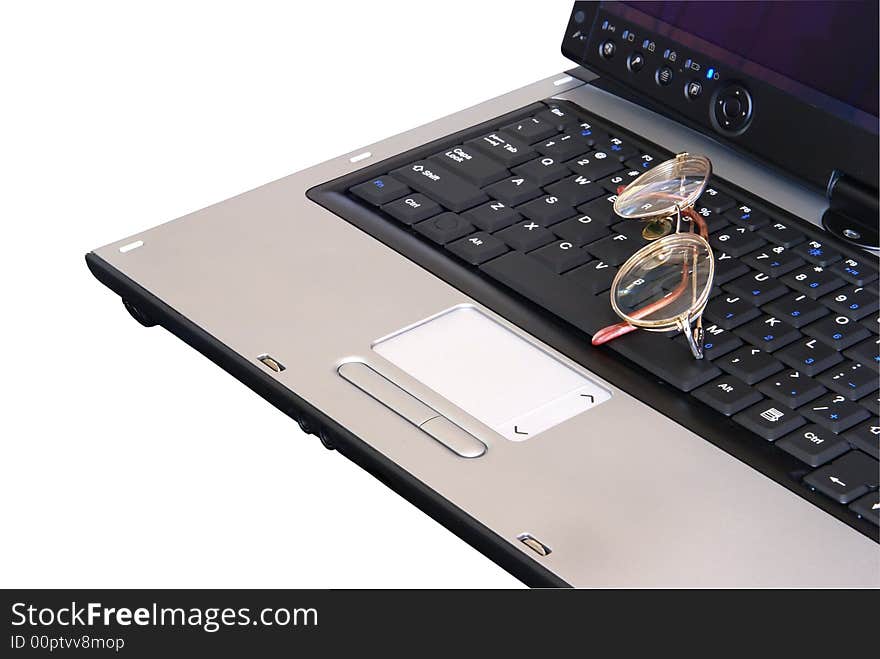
{"left": 821, "top": 285, "right": 879, "bottom": 321}
{"left": 710, "top": 226, "right": 766, "bottom": 257}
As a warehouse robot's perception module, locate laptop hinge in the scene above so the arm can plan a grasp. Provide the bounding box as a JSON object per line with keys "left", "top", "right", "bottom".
{"left": 822, "top": 171, "right": 879, "bottom": 250}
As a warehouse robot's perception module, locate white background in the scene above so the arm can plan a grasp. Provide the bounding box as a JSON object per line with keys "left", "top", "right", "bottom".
{"left": 0, "top": 1, "right": 573, "bottom": 587}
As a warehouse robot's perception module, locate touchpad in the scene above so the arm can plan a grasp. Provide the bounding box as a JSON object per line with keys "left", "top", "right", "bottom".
{"left": 373, "top": 306, "right": 610, "bottom": 441}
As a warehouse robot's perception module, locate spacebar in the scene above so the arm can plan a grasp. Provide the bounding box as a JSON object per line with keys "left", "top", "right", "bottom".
{"left": 480, "top": 252, "right": 721, "bottom": 391}
{"left": 480, "top": 251, "right": 611, "bottom": 335}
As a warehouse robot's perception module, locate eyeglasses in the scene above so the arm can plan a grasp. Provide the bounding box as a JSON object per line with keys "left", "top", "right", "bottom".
{"left": 591, "top": 153, "right": 714, "bottom": 359}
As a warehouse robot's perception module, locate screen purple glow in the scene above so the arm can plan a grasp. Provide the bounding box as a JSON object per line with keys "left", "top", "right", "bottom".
{"left": 620, "top": 0, "right": 878, "bottom": 120}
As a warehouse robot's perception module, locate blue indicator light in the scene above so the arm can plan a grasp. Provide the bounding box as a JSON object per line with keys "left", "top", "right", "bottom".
{"left": 706, "top": 67, "right": 715, "bottom": 79}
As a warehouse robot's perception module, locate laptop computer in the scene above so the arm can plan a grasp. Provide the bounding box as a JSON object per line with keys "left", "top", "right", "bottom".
{"left": 86, "top": 1, "right": 879, "bottom": 587}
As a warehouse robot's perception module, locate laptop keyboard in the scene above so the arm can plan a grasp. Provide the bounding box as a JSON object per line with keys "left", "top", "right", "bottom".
{"left": 312, "top": 98, "right": 880, "bottom": 537}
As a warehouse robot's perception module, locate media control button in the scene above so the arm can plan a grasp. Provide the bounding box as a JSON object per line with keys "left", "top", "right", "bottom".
{"left": 711, "top": 83, "right": 753, "bottom": 135}
{"left": 686, "top": 80, "right": 703, "bottom": 99}
{"left": 599, "top": 40, "right": 616, "bottom": 59}
{"left": 655, "top": 66, "right": 673, "bottom": 86}
{"left": 627, "top": 52, "right": 645, "bottom": 72}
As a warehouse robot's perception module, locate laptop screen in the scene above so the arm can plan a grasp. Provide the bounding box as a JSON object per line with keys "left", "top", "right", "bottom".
{"left": 616, "top": 0, "right": 879, "bottom": 131}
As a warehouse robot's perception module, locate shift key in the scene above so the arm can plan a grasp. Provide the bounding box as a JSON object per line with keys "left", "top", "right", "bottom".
{"left": 391, "top": 161, "right": 488, "bottom": 213}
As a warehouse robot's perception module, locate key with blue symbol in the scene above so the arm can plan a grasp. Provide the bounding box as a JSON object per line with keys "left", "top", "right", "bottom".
{"left": 795, "top": 239, "right": 842, "bottom": 267}
{"left": 350, "top": 175, "right": 411, "bottom": 206}
{"left": 782, "top": 264, "right": 846, "bottom": 299}
{"left": 829, "top": 256, "right": 878, "bottom": 286}
{"left": 776, "top": 337, "right": 843, "bottom": 376}
{"left": 844, "top": 337, "right": 880, "bottom": 373}
{"left": 764, "top": 292, "right": 829, "bottom": 328}
{"left": 821, "top": 285, "right": 879, "bottom": 321}
{"left": 802, "top": 393, "right": 870, "bottom": 434}
{"left": 818, "top": 360, "right": 878, "bottom": 400}
{"left": 724, "top": 205, "right": 770, "bottom": 231}
{"left": 736, "top": 314, "right": 801, "bottom": 352}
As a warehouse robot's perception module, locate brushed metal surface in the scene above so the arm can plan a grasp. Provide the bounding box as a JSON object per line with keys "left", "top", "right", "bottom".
{"left": 91, "top": 72, "right": 879, "bottom": 586}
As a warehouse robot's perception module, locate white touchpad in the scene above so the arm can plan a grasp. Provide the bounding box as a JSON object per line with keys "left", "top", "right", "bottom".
{"left": 372, "top": 306, "right": 610, "bottom": 441}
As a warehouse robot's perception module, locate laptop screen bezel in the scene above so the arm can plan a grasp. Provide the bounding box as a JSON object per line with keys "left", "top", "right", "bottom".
{"left": 561, "top": 1, "right": 879, "bottom": 194}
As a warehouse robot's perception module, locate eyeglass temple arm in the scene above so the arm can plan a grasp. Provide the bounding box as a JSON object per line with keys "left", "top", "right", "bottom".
{"left": 592, "top": 203, "right": 708, "bottom": 347}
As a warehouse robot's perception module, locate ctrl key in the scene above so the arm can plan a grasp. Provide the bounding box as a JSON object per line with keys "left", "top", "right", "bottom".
{"left": 804, "top": 451, "right": 879, "bottom": 504}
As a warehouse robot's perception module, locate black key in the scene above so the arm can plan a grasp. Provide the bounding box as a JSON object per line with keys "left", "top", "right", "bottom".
{"left": 611, "top": 220, "right": 654, "bottom": 243}
{"left": 732, "top": 401, "right": 805, "bottom": 441}
{"left": 462, "top": 200, "right": 521, "bottom": 232}
{"left": 776, "top": 336, "right": 844, "bottom": 376}
{"left": 844, "top": 336, "right": 880, "bottom": 372}
{"left": 821, "top": 285, "right": 879, "bottom": 321}
{"left": 544, "top": 174, "right": 605, "bottom": 207}
{"left": 516, "top": 194, "right": 575, "bottom": 227}
{"left": 536, "top": 132, "right": 592, "bottom": 162}
{"left": 723, "top": 205, "right": 770, "bottom": 232}
{"left": 694, "top": 206, "right": 731, "bottom": 234}
{"left": 495, "top": 219, "right": 556, "bottom": 251}
{"left": 597, "top": 136, "right": 637, "bottom": 161}
{"left": 381, "top": 193, "right": 443, "bottom": 225}
{"left": 758, "top": 221, "right": 805, "bottom": 248}
{"left": 483, "top": 175, "right": 543, "bottom": 206}
{"left": 713, "top": 252, "right": 751, "bottom": 285}
{"left": 710, "top": 226, "right": 766, "bottom": 258}
{"left": 564, "top": 260, "right": 617, "bottom": 294}
{"left": 735, "top": 314, "right": 801, "bottom": 352}
{"left": 705, "top": 293, "right": 762, "bottom": 329}
{"left": 777, "top": 424, "right": 851, "bottom": 467}
{"left": 597, "top": 169, "right": 641, "bottom": 193}
{"left": 782, "top": 265, "right": 846, "bottom": 299}
{"left": 480, "top": 251, "right": 616, "bottom": 335}
{"left": 829, "top": 255, "right": 879, "bottom": 286}
{"left": 531, "top": 240, "right": 593, "bottom": 274}
{"left": 844, "top": 418, "right": 880, "bottom": 458}
{"left": 794, "top": 238, "right": 842, "bottom": 267}
{"left": 698, "top": 186, "right": 736, "bottom": 214}
{"left": 726, "top": 271, "right": 788, "bottom": 307}
{"left": 763, "top": 292, "right": 829, "bottom": 328}
{"left": 860, "top": 393, "right": 879, "bottom": 417}
{"left": 576, "top": 195, "right": 619, "bottom": 225}
{"left": 692, "top": 375, "right": 763, "bottom": 415}
{"left": 606, "top": 331, "right": 722, "bottom": 392}
{"left": 741, "top": 245, "right": 804, "bottom": 276}
{"left": 512, "top": 156, "right": 570, "bottom": 186}
{"left": 350, "top": 175, "right": 410, "bottom": 205}
{"left": 414, "top": 212, "right": 474, "bottom": 244}
{"left": 430, "top": 145, "right": 509, "bottom": 187}
{"left": 718, "top": 346, "right": 784, "bottom": 385}
{"left": 534, "top": 104, "right": 581, "bottom": 131}
{"left": 466, "top": 132, "right": 535, "bottom": 167}
{"left": 804, "top": 451, "right": 879, "bottom": 504}
{"left": 803, "top": 314, "right": 871, "bottom": 350}
{"left": 446, "top": 232, "right": 508, "bottom": 265}
{"left": 552, "top": 214, "right": 613, "bottom": 247}
{"left": 849, "top": 492, "right": 880, "bottom": 526}
{"left": 802, "top": 393, "right": 870, "bottom": 433}
{"left": 570, "top": 120, "right": 608, "bottom": 147}
{"left": 623, "top": 154, "right": 657, "bottom": 172}
{"left": 566, "top": 152, "right": 622, "bottom": 182}
{"left": 391, "top": 161, "right": 488, "bottom": 212}
{"left": 691, "top": 322, "right": 743, "bottom": 359}
{"left": 586, "top": 232, "right": 639, "bottom": 267}
{"left": 757, "top": 369, "right": 826, "bottom": 408}
{"left": 502, "top": 116, "right": 557, "bottom": 143}
{"left": 818, "top": 360, "right": 878, "bottom": 400}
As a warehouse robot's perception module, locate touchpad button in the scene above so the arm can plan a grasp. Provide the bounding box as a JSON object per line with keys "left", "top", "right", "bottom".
{"left": 373, "top": 306, "right": 610, "bottom": 440}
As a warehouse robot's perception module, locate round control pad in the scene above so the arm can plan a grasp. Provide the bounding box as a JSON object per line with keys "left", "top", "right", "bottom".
{"left": 711, "top": 83, "right": 753, "bottom": 135}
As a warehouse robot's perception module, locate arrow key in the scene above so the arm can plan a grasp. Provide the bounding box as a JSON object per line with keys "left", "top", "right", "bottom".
{"left": 848, "top": 491, "right": 880, "bottom": 526}
{"left": 804, "top": 451, "right": 879, "bottom": 504}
